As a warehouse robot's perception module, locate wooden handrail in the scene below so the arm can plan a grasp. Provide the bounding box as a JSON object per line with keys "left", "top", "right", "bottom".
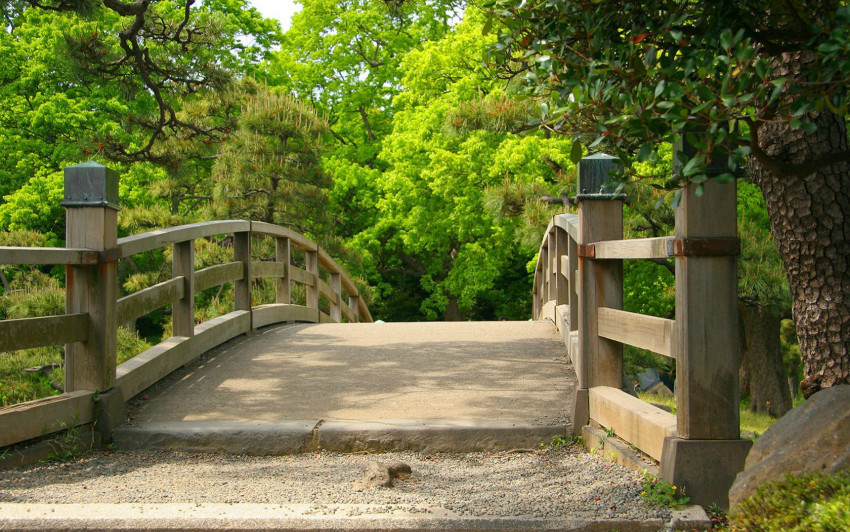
{"left": 117, "top": 220, "right": 252, "bottom": 257}
{"left": 533, "top": 153, "right": 748, "bottom": 507}
{"left": 1, "top": 163, "right": 373, "bottom": 452}
{"left": 0, "top": 247, "right": 100, "bottom": 265}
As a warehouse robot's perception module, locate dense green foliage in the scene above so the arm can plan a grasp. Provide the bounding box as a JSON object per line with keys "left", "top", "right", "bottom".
{"left": 0, "top": 0, "right": 801, "bottom": 406}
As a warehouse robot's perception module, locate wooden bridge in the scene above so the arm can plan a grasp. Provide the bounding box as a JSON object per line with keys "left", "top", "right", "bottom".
{"left": 0, "top": 154, "right": 751, "bottom": 508}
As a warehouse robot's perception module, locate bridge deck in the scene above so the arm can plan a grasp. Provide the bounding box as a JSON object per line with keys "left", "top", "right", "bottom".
{"left": 115, "top": 321, "right": 575, "bottom": 454}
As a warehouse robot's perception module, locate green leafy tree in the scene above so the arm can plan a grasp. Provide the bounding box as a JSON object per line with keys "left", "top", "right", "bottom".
{"left": 0, "top": 0, "right": 281, "bottom": 164}
{"left": 487, "top": 0, "right": 850, "bottom": 394}
{"left": 210, "top": 89, "right": 332, "bottom": 239}
{"left": 265, "top": 0, "right": 462, "bottom": 239}
{"left": 352, "top": 10, "right": 575, "bottom": 320}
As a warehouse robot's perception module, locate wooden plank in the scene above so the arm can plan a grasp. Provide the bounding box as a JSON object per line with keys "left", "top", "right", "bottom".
{"left": 319, "top": 311, "right": 334, "bottom": 324}
{"left": 317, "top": 248, "right": 350, "bottom": 286}
{"left": 194, "top": 262, "right": 244, "bottom": 292}
{"left": 341, "top": 299, "right": 356, "bottom": 323}
{"left": 0, "top": 314, "right": 88, "bottom": 352}
{"left": 116, "top": 310, "right": 251, "bottom": 402}
{"left": 598, "top": 307, "right": 675, "bottom": 359}
{"left": 592, "top": 237, "right": 674, "bottom": 259}
{"left": 317, "top": 278, "right": 338, "bottom": 305}
{"left": 553, "top": 214, "right": 579, "bottom": 241}
{"left": 252, "top": 304, "right": 319, "bottom": 329}
{"left": 356, "top": 297, "right": 373, "bottom": 323}
{"left": 674, "top": 181, "right": 740, "bottom": 440}
{"left": 0, "top": 390, "right": 96, "bottom": 448}
{"left": 118, "top": 220, "right": 251, "bottom": 257}
{"left": 251, "top": 261, "right": 286, "bottom": 279}
{"left": 0, "top": 247, "right": 98, "bottom": 265}
{"left": 117, "top": 278, "right": 184, "bottom": 325}
{"left": 289, "top": 266, "right": 315, "bottom": 287}
{"left": 589, "top": 386, "right": 677, "bottom": 461}
{"left": 249, "top": 221, "right": 315, "bottom": 252}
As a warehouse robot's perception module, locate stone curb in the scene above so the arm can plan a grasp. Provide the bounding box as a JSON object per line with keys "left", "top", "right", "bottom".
{"left": 113, "top": 419, "right": 567, "bottom": 455}
{"left": 0, "top": 503, "right": 669, "bottom": 531}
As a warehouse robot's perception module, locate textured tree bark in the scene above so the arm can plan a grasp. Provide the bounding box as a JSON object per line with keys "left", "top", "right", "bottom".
{"left": 738, "top": 302, "right": 792, "bottom": 417}
{"left": 749, "top": 106, "right": 850, "bottom": 397}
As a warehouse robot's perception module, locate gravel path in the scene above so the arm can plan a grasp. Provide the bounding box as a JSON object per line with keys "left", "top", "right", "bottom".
{"left": 0, "top": 447, "right": 670, "bottom": 522}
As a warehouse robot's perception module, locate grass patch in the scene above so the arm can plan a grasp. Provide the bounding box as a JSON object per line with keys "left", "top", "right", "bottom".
{"left": 637, "top": 391, "right": 782, "bottom": 436}
{"left": 1, "top": 327, "right": 152, "bottom": 408}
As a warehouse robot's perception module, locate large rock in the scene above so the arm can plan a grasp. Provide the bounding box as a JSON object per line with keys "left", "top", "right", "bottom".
{"left": 729, "top": 385, "right": 850, "bottom": 508}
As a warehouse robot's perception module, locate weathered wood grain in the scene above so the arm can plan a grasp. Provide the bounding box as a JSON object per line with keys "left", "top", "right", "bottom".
{"left": 117, "top": 278, "right": 184, "bottom": 325}
{"left": 0, "top": 314, "right": 88, "bottom": 352}
{"left": 597, "top": 307, "right": 675, "bottom": 359}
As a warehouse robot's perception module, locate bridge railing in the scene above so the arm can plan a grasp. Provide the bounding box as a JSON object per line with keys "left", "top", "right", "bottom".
{"left": 534, "top": 152, "right": 751, "bottom": 507}
{"left": 0, "top": 162, "right": 371, "bottom": 452}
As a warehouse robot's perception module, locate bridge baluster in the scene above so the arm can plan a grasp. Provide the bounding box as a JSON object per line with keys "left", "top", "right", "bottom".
{"left": 233, "top": 230, "right": 252, "bottom": 328}
{"left": 275, "top": 237, "right": 291, "bottom": 304}
{"left": 172, "top": 240, "right": 195, "bottom": 338}
{"left": 305, "top": 246, "right": 319, "bottom": 316}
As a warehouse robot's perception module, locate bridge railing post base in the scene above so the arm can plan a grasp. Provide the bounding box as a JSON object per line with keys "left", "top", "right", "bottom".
{"left": 659, "top": 436, "right": 752, "bottom": 510}
{"left": 571, "top": 388, "right": 589, "bottom": 437}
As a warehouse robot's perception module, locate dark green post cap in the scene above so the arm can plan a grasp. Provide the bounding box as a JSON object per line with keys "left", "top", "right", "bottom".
{"left": 576, "top": 153, "right": 625, "bottom": 200}
{"left": 61, "top": 162, "right": 120, "bottom": 210}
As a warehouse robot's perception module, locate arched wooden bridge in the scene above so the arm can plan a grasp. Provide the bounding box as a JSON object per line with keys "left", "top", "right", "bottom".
{"left": 0, "top": 155, "right": 752, "bottom": 508}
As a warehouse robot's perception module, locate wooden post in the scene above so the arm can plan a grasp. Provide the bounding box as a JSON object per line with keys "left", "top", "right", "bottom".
{"left": 62, "top": 162, "right": 119, "bottom": 393}
{"left": 330, "top": 272, "right": 341, "bottom": 322}
{"left": 349, "top": 295, "right": 360, "bottom": 323}
{"left": 276, "top": 237, "right": 291, "bottom": 304}
{"left": 548, "top": 229, "right": 558, "bottom": 304}
{"left": 172, "top": 240, "right": 194, "bottom": 337}
{"left": 555, "top": 226, "right": 569, "bottom": 306}
{"left": 568, "top": 234, "right": 579, "bottom": 333}
{"left": 659, "top": 134, "right": 752, "bottom": 509}
{"left": 233, "top": 230, "right": 252, "bottom": 328}
{"left": 305, "top": 246, "right": 319, "bottom": 314}
{"left": 572, "top": 154, "right": 624, "bottom": 434}
{"left": 673, "top": 179, "right": 740, "bottom": 439}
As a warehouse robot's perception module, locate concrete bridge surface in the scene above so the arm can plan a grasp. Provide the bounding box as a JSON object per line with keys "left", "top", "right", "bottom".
{"left": 114, "top": 320, "right": 576, "bottom": 454}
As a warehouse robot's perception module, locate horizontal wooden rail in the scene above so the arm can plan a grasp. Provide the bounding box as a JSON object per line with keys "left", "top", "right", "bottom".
{"left": 597, "top": 307, "right": 675, "bottom": 359}
{"left": 249, "top": 221, "right": 316, "bottom": 252}
{"left": 250, "top": 261, "right": 286, "bottom": 279}
{"left": 0, "top": 314, "right": 88, "bottom": 352}
{"left": 0, "top": 247, "right": 100, "bottom": 265}
{"left": 118, "top": 220, "right": 251, "bottom": 257}
{"left": 553, "top": 214, "right": 579, "bottom": 242}
{"left": 289, "top": 265, "right": 315, "bottom": 287}
{"left": 588, "top": 386, "right": 677, "bottom": 461}
{"left": 117, "top": 278, "right": 184, "bottom": 325}
{"left": 0, "top": 390, "right": 96, "bottom": 448}
{"left": 194, "top": 262, "right": 244, "bottom": 292}
{"left": 591, "top": 236, "right": 674, "bottom": 259}
{"left": 317, "top": 278, "right": 338, "bottom": 305}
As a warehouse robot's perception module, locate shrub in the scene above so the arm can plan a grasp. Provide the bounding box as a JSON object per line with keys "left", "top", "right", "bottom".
{"left": 730, "top": 471, "right": 850, "bottom": 531}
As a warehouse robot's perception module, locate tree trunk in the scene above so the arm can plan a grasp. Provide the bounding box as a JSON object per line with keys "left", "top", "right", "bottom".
{"left": 749, "top": 103, "right": 850, "bottom": 397}
{"left": 738, "top": 302, "right": 792, "bottom": 417}
{"left": 443, "top": 296, "right": 465, "bottom": 321}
